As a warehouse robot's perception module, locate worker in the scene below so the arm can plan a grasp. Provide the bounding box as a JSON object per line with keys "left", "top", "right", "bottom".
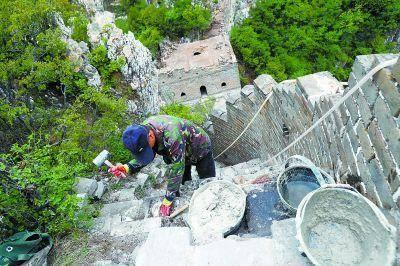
{"left": 109, "top": 115, "right": 216, "bottom": 216}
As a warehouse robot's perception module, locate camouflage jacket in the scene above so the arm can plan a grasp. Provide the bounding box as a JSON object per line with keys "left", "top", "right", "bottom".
{"left": 128, "top": 115, "right": 212, "bottom": 195}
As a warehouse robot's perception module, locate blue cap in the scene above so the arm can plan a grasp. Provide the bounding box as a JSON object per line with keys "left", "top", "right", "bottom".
{"left": 122, "top": 125, "right": 155, "bottom": 165}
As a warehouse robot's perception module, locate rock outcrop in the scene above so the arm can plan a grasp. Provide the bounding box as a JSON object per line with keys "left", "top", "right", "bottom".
{"left": 87, "top": 11, "right": 160, "bottom": 114}
{"left": 58, "top": 0, "right": 161, "bottom": 115}
{"left": 55, "top": 14, "right": 102, "bottom": 88}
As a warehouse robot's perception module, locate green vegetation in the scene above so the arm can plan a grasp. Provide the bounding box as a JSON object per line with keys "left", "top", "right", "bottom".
{"left": 71, "top": 14, "right": 90, "bottom": 43}
{"left": 117, "top": 0, "right": 212, "bottom": 55}
{"left": 231, "top": 0, "right": 400, "bottom": 82}
{"left": 0, "top": 0, "right": 132, "bottom": 239}
{"left": 88, "top": 45, "right": 126, "bottom": 89}
{"left": 160, "top": 97, "right": 215, "bottom": 125}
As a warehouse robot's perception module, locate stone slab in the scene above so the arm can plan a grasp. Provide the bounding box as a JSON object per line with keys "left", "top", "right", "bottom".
{"left": 192, "top": 237, "right": 277, "bottom": 266}
{"left": 271, "top": 218, "right": 311, "bottom": 266}
{"left": 297, "top": 71, "right": 342, "bottom": 105}
{"left": 110, "top": 217, "right": 162, "bottom": 237}
{"left": 136, "top": 227, "right": 193, "bottom": 266}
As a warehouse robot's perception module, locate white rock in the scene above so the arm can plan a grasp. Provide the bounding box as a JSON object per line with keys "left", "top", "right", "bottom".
{"left": 94, "top": 181, "right": 106, "bottom": 199}
{"left": 76, "top": 0, "right": 104, "bottom": 14}
{"left": 54, "top": 14, "right": 101, "bottom": 88}
{"left": 87, "top": 13, "right": 160, "bottom": 115}
{"left": 76, "top": 177, "right": 98, "bottom": 196}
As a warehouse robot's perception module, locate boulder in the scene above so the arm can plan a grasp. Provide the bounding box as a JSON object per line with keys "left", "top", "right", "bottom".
{"left": 76, "top": 177, "right": 98, "bottom": 196}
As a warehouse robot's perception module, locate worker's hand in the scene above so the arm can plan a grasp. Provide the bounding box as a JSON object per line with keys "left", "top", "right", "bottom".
{"left": 159, "top": 197, "right": 173, "bottom": 217}
{"left": 108, "top": 164, "right": 129, "bottom": 178}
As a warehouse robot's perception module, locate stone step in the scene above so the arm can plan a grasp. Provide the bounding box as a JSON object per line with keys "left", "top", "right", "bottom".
{"left": 107, "top": 188, "right": 137, "bottom": 203}
{"left": 93, "top": 215, "right": 162, "bottom": 237}
{"left": 135, "top": 224, "right": 310, "bottom": 266}
{"left": 100, "top": 199, "right": 146, "bottom": 218}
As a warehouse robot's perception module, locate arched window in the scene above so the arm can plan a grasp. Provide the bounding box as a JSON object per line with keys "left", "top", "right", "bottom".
{"left": 181, "top": 92, "right": 186, "bottom": 97}
{"left": 193, "top": 51, "right": 201, "bottom": 56}
{"left": 200, "top": 86, "right": 207, "bottom": 96}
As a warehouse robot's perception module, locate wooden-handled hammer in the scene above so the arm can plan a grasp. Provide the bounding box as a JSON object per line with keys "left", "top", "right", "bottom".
{"left": 93, "top": 150, "right": 126, "bottom": 179}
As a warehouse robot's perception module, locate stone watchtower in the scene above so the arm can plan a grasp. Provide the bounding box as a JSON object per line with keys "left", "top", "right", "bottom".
{"left": 159, "top": 35, "right": 241, "bottom": 103}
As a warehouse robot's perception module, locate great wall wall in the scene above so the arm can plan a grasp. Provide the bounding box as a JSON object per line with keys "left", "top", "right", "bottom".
{"left": 207, "top": 53, "right": 400, "bottom": 210}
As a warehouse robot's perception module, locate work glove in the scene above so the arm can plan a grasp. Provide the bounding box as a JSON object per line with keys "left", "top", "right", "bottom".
{"left": 159, "top": 197, "right": 173, "bottom": 217}
{"left": 108, "top": 164, "right": 129, "bottom": 178}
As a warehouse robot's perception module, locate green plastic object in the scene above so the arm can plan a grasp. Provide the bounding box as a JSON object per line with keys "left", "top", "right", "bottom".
{"left": 0, "top": 231, "right": 53, "bottom": 266}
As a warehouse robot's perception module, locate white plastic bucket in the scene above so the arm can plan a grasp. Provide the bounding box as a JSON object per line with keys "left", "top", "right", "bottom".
{"left": 296, "top": 185, "right": 396, "bottom": 266}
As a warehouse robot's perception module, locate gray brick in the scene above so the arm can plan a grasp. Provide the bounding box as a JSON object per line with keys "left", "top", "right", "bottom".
{"left": 360, "top": 78, "right": 379, "bottom": 107}
{"left": 367, "top": 120, "right": 398, "bottom": 189}
{"left": 345, "top": 122, "right": 359, "bottom": 153}
{"left": 344, "top": 95, "right": 359, "bottom": 124}
{"left": 373, "top": 97, "right": 400, "bottom": 166}
{"left": 354, "top": 91, "right": 373, "bottom": 125}
{"left": 367, "top": 159, "right": 395, "bottom": 208}
{"left": 355, "top": 122, "right": 374, "bottom": 160}
{"left": 392, "top": 57, "right": 400, "bottom": 83}
{"left": 355, "top": 151, "right": 381, "bottom": 206}
{"left": 338, "top": 102, "right": 350, "bottom": 126}
{"left": 342, "top": 133, "right": 358, "bottom": 175}
{"left": 352, "top": 55, "right": 375, "bottom": 78}
{"left": 375, "top": 68, "right": 400, "bottom": 117}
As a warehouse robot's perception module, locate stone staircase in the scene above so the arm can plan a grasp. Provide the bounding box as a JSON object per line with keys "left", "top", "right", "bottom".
{"left": 82, "top": 156, "right": 316, "bottom": 265}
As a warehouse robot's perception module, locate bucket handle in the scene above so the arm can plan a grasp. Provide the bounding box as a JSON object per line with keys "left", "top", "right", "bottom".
{"left": 284, "top": 155, "right": 326, "bottom": 185}
{"left": 322, "top": 183, "right": 358, "bottom": 193}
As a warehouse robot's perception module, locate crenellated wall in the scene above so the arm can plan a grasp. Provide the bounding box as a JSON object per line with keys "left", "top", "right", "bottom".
{"left": 208, "top": 54, "right": 400, "bottom": 208}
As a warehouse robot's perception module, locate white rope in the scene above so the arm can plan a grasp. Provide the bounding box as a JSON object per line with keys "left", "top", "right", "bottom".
{"left": 214, "top": 91, "right": 273, "bottom": 159}
{"left": 213, "top": 58, "right": 397, "bottom": 162}
{"left": 266, "top": 58, "right": 397, "bottom": 164}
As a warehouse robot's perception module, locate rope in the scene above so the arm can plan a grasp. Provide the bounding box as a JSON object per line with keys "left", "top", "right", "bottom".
{"left": 213, "top": 57, "right": 398, "bottom": 162}
{"left": 266, "top": 58, "right": 397, "bottom": 164}
{"left": 214, "top": 91, "right": 273, "bottom": 159}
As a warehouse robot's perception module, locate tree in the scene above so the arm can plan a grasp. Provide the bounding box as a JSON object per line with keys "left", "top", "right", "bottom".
{"left": 231, "top": 0, "right": 400, "bottom": 82}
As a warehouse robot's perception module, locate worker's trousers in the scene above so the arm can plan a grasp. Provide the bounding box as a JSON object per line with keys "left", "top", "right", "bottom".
{"left": 182, "top": 151, "right": 216, "bottom": 184}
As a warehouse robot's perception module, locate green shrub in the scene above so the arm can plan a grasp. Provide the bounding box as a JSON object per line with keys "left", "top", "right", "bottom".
{"left": 115, "top": 18, "right": 130, "bottom": 33}
{"left": 160, "top": 97, "right": 215, "bottom": 125}
{"left": 71, "top": 14, "right": 90, "bottom": 43}
{"left": 0, "top": 0, "right": 133, "bottom": 240}
{"left": 89, "top": 45, "right": 126, "bottom": 89}
{"left": 124, "top": 0, "right": 212, "bottom": 56}
{"left": 231, "top": 0, "right": 400, "bottom": 82}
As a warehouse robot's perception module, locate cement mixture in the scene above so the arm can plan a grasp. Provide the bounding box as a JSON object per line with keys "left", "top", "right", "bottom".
{"left": 189, "top": 181, "right": 245, "bottom": 243}
{"left": 297, "top": 187, "right": 396, "bottom": 266}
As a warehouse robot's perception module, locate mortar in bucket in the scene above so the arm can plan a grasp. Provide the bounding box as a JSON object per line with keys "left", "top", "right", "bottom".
{"left": 296, "top": 184, "right": 396, "bottom": 266}
{"left": 188, "top": 180, "right": 246, "bottom": 242}
{"left": 277, "top": 155, "right": 335, "bottom": 213}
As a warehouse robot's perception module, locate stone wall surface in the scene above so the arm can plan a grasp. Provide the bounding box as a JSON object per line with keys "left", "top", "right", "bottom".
{"left": 209, "top": 54, "right": 400, "bottom": 209}
{"left": 160, "top": 63, "right": 240, "bottom": 102}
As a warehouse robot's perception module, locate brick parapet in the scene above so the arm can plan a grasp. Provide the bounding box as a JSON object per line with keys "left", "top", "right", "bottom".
{"left": 208, "top": 54, "right": 400, "bottom": 208}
